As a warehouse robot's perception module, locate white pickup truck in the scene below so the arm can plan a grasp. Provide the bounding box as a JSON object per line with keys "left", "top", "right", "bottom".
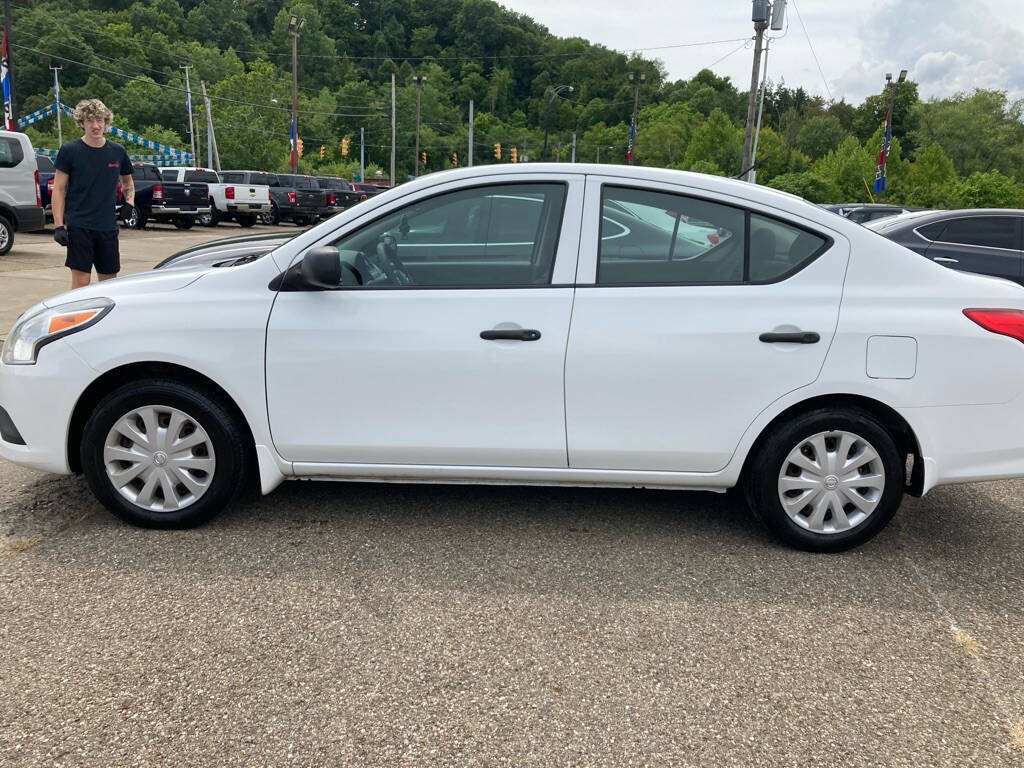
{"left": 160, "top": 167, "right": 271, "bottom": 228}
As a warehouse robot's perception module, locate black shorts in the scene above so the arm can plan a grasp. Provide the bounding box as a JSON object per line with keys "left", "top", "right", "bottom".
{"left": 65, "top": 228, "right": 120, "bottom": 275}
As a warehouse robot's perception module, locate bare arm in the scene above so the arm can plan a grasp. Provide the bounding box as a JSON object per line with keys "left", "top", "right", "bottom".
{"left": 120, "top": 174, "right": 135, "bottom": 206}
{"left": 52, "top": 170, "right": 68, "bottom": 228}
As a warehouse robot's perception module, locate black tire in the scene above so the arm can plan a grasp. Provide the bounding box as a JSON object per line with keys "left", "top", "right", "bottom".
{"left": 745, "top": 407, "right": 904, "bottom": 552}
{"left": 137, "top": 211, "right": 148, "bottom": 230}
{"left": 262, "top": 203, "right": 280, "bottom": 225}
{"left": 293, "top": 216, "right": 307, "bottom": 226}
{"left": 199, "top": 204, "right": 219, "bottom": 227}
{"left": 0, "top": 215, "right": 13, "bottom": 255}
{"left": 80, "top": 379, "right": 250, "bottom": 528}
{"left": 237, "top": 214, "right": 258, "bottom": 228}
{"left": 173, "top": 217, "right": 195, "bottom": 230}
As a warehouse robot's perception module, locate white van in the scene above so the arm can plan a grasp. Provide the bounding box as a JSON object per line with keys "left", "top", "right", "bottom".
{"left": 0, "top": 130, "right": 45, "bottom": 255}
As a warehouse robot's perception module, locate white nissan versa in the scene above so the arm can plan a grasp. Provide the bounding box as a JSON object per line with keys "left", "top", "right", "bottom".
{"left": 3, "top": 164, "right": 1024, "bottom": 551}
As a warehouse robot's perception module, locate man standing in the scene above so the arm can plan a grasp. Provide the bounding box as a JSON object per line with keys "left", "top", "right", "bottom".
{"left": 51, "top": 99, "right": 134, "bottom": 289}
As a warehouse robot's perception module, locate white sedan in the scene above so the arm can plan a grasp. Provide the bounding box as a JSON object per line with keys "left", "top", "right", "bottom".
{"left": 3, "top": 164, "right": 1024, "bottom": 552}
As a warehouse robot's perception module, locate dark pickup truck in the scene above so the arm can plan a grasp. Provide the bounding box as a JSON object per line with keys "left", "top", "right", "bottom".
{"left": 221, "top": 171, "right": 321, "bottom": 227}
{"left": 120, "top": 163, "right": 211, "bottom": 229}
{"left": 315, "top": 176, "right": 367, "bottom": 219}
{"left": 276, "top": 173, "right": 326, "bottom": 226}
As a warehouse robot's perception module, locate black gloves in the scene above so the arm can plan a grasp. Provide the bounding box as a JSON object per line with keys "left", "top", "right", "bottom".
{"left": 53, "top": 226, "right": 69, "bottom": 247}
{"left": 119, "top": 203, "right": 139, "bottom": 228}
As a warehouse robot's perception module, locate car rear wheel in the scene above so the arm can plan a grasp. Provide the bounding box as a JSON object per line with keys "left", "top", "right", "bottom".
{"left": 0, "top": 215, "right": 13, "bottom": 255}
{"left": 745, "top": 407, "right": 904, "bottom": 552}
{"left": 173, "top": 217, "right": 195, "bottom": 230}
{"left": 237, "top": 214, "right": 258, "bottom": 228}
{"left": 81, "top": 379, "right": 250, "bottom": 528}
{"left": 198, "top": 205, "right": 219, "bottom": 227}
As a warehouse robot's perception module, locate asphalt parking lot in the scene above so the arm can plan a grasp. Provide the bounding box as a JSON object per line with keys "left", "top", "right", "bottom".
{"left": 1, "top": 227, "right": 1023, "bottom": 766}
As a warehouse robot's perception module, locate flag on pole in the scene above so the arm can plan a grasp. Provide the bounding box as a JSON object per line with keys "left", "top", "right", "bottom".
{"left": 52, "top": 68, "right": 59, "bottom": 104}
{"left": 1, "top": 28, "right": 13, "bottom": 130}
{"left": 626, "top": 117, "right": 636, "bottom": 164}
{"left": 289, "top": 116, "right": 296, "bottom": 166}
{"left": 873, "top": 101, "right": 893, "bottom": 193}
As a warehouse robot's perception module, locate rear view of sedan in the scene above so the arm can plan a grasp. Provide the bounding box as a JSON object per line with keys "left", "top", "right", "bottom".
{"left": 4, "top": 165, "right": 1024, "bottom": 553}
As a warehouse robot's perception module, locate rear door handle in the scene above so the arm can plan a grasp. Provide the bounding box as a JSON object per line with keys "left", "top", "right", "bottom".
{"left": 759, "top": 331, "right": 820, "bottom": 344}
{"left": 933, "top": 256, "right": 959, "bottom": 264}
{"left": 480, "top": 329, "right": 541, "bottom": 342}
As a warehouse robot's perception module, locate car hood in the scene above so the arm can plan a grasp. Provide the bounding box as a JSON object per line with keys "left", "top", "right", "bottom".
{"left": 155, "top": 234, "right": 293, "bottom": 271}
{"left": 41, "top": 268, "right": 209, "bottom": 308}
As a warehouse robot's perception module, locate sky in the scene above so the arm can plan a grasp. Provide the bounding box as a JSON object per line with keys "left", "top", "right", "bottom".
{"left": 498, "top": 0, "right": 1024, "bottom": 106}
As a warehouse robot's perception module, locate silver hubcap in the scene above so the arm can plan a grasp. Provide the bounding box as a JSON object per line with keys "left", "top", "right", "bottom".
{"left": 777, "top": 430, "right": 885, "bottom": 535}
{"left": 102, "top": 405, "right": 216, "bottom": 513}
{"left": 0, "top": 224, "right": 9, "bottom": 249}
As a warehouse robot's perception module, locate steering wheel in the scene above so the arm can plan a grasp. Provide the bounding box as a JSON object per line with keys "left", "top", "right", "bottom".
{"left": 375, "top": 233, "right": 413, "bottom": 285}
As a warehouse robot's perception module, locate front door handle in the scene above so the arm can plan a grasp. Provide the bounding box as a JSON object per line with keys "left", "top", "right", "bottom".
{"left": 933, "top": 256, "right": 959, "bottom": 264}
{"left": 480, "top": 329, "right": 542, "bottom": 342}
{"left": 759, "top": 331, "right": 820, "bottom": 344}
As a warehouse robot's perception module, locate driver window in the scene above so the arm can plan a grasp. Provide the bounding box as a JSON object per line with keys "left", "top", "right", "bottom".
{"left": 316, "top": 183, "right": 567, "bottom": 288}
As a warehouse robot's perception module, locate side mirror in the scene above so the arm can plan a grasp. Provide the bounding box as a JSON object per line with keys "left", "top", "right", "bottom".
{"left": 300, "top": 246, "right": 342, "bottom": 289}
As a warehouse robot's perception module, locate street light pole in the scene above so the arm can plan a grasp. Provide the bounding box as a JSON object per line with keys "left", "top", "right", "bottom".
{"left": 626, "top": 72, "right": 645, "bottom": 165}
{"left": 288, "top": 15, "right": 304, "bottom": 171}
{"left": 49, "top": 63, "right": 62, "bottom": 144}
{"left": 412, "top": 74, "right": 426, "bottom": 176}
{"left": 542, "top": 84, "right": 572, "bottom": 161}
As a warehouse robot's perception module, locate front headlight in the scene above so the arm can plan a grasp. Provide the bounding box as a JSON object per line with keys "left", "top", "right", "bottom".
{"left": 1, "top": 298, "right": 114, "bottom": 365}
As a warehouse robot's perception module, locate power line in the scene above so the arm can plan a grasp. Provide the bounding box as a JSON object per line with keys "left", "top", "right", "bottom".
{"left": 788, "top": 0, "right": 833, "bottom": 101}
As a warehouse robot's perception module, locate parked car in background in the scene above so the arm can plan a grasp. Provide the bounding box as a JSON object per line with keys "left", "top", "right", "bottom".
{"left": 350, "top": 181, "right": 385, "bottom": 198}
{"left": 0, "top": 131, "right": 44, "bottom": 253}
{"left": 161, "top": 167, "right": 270, "bottom": 228}
{"left": 220, "top": 171, "right": 320, "bottom": 227}
{"left": 8, "top": 165, "right": 1024, "bottom": 553}
{"left": 821, "top": 203, "right": 921, "bottom": 224}
{"left": 867, "top": 209, "right": 1024, "bottom": 284}
{"left": 37, "top": 155, "right": 55, "bottom": 223}
{"left": 315, "top": 176, "right": 365, "bottom": 219}
{"left": 119, "top": 163, "right": 210, "bottom": 230}
{"left": 277, "top": 174, "right": 327, "bottom": 226}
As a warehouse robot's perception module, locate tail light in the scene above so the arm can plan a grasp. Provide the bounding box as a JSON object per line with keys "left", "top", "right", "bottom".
{"left": 34, "top": 170, "right": 41, "bottom": 207}
{"left": 152, "top": 183, "right": 163, "bottom": 202}
{"left": 327, "top": 192, "right": 336, "bottom": 206}
{"left": 47, "top": 178, "right": 54, "bottom": 194}
{"left": 225, "top": 186, "right": 235, "bottom": 200}
{"left": 964, "top": 309, "right": 1024, "bottom": 343}
{"left": 287, "top": 191, "right": 296, "bottom": 204}
{"left": 706, "top": 233, "right": 720, "bottom": 245}
{"left": 359, "top": 193, "right": 367, "bottom": 201}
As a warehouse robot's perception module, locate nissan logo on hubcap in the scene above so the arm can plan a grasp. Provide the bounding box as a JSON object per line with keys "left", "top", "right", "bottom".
{"left": 153, "top": 451, "right": 168, "bottom": 467}
{"left": 824, "top": 475, "right": 839, "bottom": 490}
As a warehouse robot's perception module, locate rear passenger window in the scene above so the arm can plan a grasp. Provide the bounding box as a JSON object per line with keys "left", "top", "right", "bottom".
{"left": 598, "top": 187, "right": 744, "bottom": 284}
{"left": 916, "top": 222, "right": 947, "bottom": 241}
{"left": 0, "top": 137, "right": 24, "bottom": 168}
{"left": 749, "top": 214, "right": 826, "bottom": 282}
{"left": 936, "top": 217, "right": 1017, "bottom": 250}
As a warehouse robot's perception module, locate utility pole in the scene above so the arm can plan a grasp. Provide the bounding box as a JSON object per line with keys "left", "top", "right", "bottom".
{"left": 412, "top": 74, "right": 426, "bottom": 177}
{"left": 4, "top": 0, "right": 14, "bottom": 127}
{"left": 360, "top": 126, "right": 364, "bottom": 184}
{"left": 180, "top": 64, "right": 196, "bottom": 163}
{"left": 626, "top": 72, "right": 645, "bottom": 165}
{"left": 288, "top": 15, "right": 304, "bottom": 171}
{"left": 49, "top": 63, "right": 62, "bottom": 144}
{"left": 741, "top": 1, "right": 769, "bottom": 180}
{"left": 390, "top": 73, "right": 396, "bottom": 187}
{"left": 570, "top": 132, "right": 576, "bottom": 163}
{"left": 201, "top": 80, "right": 219, "bottom": 171}
{"left": 596, "top": 145, "right": 600, "bottom": 164}
{"left": 467, "top": 99, "right": 473, "bottom": 167}
{"left": 748, "top": 36, "right": 771, "bottom": 184}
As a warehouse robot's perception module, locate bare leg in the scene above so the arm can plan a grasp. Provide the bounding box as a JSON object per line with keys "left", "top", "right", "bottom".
{"left": 70, "top": 269, "right": 91, "bottom": 289}
{"left": 97, "top": 272, "right": 118, "bottom": 281}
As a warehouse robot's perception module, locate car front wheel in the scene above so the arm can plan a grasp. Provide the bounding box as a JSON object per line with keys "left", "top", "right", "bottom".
{"left": 745, "top": 407, "right": 904, "bottom": 552}
{"left": 81, "top": 379, "right": 250, "bottom": 528}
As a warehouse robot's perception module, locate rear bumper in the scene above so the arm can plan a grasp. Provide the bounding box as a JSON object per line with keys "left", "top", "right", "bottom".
{"left": 226, "top": 203, "right": 271, "bottom": 214}
{"left": 0, "top": 339, "right": 97, "bottom": 474}
{"left": 282, "top": 203, "right": 320, "bottom": 221}
{"left": 151, "top": 204, "right": 211, "bottom": 217}
{"left": 13, "top": 204, "right": 45, "bottom": 232}
{"left": 900, "top": 394, "right": 1024, "bottom": 494}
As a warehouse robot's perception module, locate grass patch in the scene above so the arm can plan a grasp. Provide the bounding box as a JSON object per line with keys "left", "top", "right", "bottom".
{"left": 952, "top": 626, "right": 982, "bottom": 657}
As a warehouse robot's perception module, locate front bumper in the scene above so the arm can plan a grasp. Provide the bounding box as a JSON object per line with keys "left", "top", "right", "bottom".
{"left": 0, "top": 339, "right": 97, "bottom": 474}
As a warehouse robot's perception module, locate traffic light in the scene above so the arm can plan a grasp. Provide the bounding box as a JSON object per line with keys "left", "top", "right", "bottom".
{"left": 494, "top": 143, "right": 500, "bottom": 160}
{"left": 341, "top": 136, "right": 350, "bottom": 157}
{"left": 420, "top": 151, "right": 426, "bottom": 166}
{"left": 319, "top": 144, "right": 326, "bottom": 160}
{"left": 510, "top": 146, "right": 517, "bottom": 163}
{"left": 451, "top": 151, "right": 457, "bottom": 167}
{"left": 296, "top": 137, "right": 304, "bottom": 158}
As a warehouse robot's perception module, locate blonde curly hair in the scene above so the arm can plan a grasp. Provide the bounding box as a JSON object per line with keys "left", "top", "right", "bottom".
{"left": 73, "top": 99, "right": 114, "bottom": 128}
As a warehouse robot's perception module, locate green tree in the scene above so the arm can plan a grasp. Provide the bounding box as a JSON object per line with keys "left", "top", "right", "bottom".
{"left": 795, "top": 114, "right": 846, "bottom": 159}
{"left": 812, "top": 135, "right": 877, "bottom": 201}
{"left": 952, "top": 170, "right": 1024, "bottom": 208}
{"left": 897, "top": 144, "right": 958, "bottom": 208}
{"left": 682, "top": 108, "right": 741, "bottom": 176}
{"left": 766, "top": 172, "right": 842, "bottom": 203}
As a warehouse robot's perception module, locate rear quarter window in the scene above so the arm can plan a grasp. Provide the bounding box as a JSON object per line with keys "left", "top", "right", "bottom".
{"left": 0, "top": 137, "right": 25, "bottom": 168}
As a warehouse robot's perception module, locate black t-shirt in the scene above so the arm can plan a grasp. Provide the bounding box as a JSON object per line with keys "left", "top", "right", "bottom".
{"left": 54, "top": 139, "right": 132, "bottom": 231}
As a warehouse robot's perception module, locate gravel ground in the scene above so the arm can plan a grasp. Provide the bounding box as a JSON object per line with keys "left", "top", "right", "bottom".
{"left": 1, "top": 465, "right": 1023, "bottom": 767}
